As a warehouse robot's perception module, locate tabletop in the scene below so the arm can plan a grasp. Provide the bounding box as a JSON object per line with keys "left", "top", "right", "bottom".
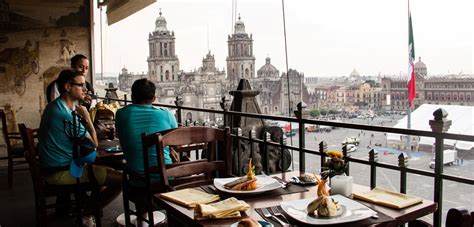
{"left": 153, "top": 171, "right": 437, "bottom": 227}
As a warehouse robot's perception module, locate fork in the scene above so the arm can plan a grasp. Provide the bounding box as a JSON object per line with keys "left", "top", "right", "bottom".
{"left": 270, "top": 206, "right": 290, "bottom": 224}
{"left": 261, "top": 207, "right": 289, "bottom": 226}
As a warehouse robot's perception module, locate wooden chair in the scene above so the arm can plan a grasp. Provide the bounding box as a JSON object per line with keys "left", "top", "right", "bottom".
{"left": 0, "top": 110, "right": 28, "bottom": 188}
{"left": 18, "top": 124, "right": 102, "bottom": 227}
{"left": 122, "top": 126, "right": 232, "bottom": 226}
{"left": 408, "top": 207, "right": 473, "bottom": 227}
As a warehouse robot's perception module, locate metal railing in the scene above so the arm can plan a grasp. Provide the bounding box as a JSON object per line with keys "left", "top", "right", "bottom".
{"left": 100, "top": 95, "right": 474, "bottom": 227}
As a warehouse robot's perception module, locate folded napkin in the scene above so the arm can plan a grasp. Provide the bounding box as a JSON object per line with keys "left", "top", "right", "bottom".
{"left": 194, "top": 197, "right": 250, "bottom": 220}
{"left": 353, "top": 187, "right": 423, "bottom": 209}
{"left": 160, "top": 188, "right": 220, "bottom": 208}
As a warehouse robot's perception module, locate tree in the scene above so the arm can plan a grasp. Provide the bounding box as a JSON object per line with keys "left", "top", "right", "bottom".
{"left": 320, "top": 109, "right": 328, "bottom": 116}
{"left": 328, "top": 109, "right": 337, "bottom": 115}
{"left": 309, "top": 109, "right": 320, "bottom": 118}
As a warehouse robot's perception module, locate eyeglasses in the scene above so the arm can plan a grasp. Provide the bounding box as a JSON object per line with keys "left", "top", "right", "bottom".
{"left": 72, "top": 82, "right": 86, "bottom": 89}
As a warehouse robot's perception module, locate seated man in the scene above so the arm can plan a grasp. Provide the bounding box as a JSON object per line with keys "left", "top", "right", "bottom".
{"left": 116, "top": 78, "right": 178, "bottom": 184}
{"left": 38, "top": 69, "right": 121, "bottom": 208}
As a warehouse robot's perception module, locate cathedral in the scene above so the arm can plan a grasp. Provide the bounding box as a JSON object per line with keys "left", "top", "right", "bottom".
{"left": 119, "top": 11, "right": 309, "bottom": 123}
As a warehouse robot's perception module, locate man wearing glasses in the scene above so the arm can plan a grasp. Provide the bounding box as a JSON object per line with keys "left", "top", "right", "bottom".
{"left": 38, "top": 69, "right": 122, "bottom": 216}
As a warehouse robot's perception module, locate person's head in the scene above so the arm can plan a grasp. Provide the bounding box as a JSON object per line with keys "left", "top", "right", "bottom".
{"left": 71, "top": 54, "right": 89, "bottom": 76}
{"left": 131, "top": 78, "right": 156, "bottom": 104}
{"left": 56, "top": 69, "right": 86, "bottom": 101}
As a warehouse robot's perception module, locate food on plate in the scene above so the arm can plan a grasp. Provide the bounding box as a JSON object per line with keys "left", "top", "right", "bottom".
{"left": 224, "top": 159, "right": 257, "bottom": 191}
{"left": 307, "top": 175, "right": 341, "bottom": 217}
{"left": 298, "top": 174, "right": 316, "bottom": 183}
{"left": 237, "top": 218, "right": 261, "bottom": 227}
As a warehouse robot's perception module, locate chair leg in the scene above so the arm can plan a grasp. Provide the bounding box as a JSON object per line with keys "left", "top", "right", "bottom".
{"left": 123, "top": 191, "right": 132, "bottom": 226}
{"left": 8, "top": 154, "right": 13, "bottom": 188}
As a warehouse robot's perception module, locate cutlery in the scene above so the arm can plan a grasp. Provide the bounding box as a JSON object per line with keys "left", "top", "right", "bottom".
{"left": 270, "top": 206, "right": 290, "bottom": 224}
{"left": 261, "top": 207, "right": 289, "bottom": 226}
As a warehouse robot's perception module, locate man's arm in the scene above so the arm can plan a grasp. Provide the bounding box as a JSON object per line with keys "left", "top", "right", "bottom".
{"left": 76, "top": 105, "right": 98, "bottom": 148}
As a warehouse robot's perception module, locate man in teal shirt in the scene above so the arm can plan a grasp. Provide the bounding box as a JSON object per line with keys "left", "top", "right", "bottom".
{"left": 38, "top": 69, "right": 122, "bottom": 210}
{"left": 115, "top": 78, "right": 178, "bottom": 184}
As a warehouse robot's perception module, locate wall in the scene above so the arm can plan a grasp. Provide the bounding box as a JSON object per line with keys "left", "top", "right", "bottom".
{"left": 0, "top": 0, "right": 91, "bottom": 131}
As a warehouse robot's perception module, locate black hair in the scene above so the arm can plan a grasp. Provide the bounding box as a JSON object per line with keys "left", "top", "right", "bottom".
{"left": 70, "top": 54, "right": 88, "bottom": 68}
{"left": 56, "top": 69, "right": 81, "bottom": 95}
{"left": 131, "top": 78, "right": 156, "bottom": 104}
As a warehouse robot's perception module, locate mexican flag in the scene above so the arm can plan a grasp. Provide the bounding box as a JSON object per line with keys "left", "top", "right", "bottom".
{"left": 407, "top": 6, "right": 416, "bottom": 107}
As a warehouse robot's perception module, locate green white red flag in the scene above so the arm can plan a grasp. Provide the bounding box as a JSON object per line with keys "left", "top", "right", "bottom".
{"left": 408, "top": 5, "right": 416, "bottom": 107}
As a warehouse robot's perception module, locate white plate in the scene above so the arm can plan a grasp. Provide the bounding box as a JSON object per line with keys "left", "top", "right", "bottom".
{"left": 280, "top": 195, "right": 376, "bottom": 225}
{"left": 214, "top": 175, "right": 281, "bottom": 194}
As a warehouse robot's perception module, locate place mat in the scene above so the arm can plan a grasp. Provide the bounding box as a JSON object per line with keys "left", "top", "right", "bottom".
{"left": 255, "top": 206, "right": 394, "bottom": 227}
{"left": 160, "top": 188, "right": 220, "bottom": 208}
{"left": 353, "top": 187, "right": 423, "bottom": 209}
{"left": 201, "top": 178, "right": 308, "bottom": 201}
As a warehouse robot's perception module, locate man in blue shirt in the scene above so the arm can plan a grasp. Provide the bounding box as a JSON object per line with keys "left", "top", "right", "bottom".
{"left": 38, "top": 69, "right": 121, "bottom": 209}
{"left": 116, "top": 78, "right": 178, "bottom": 183}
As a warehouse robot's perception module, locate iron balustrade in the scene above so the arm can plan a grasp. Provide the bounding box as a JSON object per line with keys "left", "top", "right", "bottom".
{"left": 99, "top": 95, "right": 474, "bottom": 227}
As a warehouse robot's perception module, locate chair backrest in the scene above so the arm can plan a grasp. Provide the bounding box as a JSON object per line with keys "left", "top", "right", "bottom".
{"left": 446, "top": 207, "right": 472, "bottom": 227}
{"left": 141, "top": 126, "right": 232, "bottom": 192}
{"left": 18, "top": 124, "right": 41, "bottom": 185}
{"left": 1, "top": 110, "right": 13, "bottom": 151}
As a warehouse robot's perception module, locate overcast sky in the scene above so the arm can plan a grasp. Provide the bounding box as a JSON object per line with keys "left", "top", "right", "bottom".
{"left": 93, "top": 0, "right": 473, "bottom": 77}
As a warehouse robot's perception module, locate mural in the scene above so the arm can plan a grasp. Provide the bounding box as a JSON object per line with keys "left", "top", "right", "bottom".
{"left": 0, "top": 40, "right": 39, "bottom": 95}
{"left": 0, "top": 0, "right": 90, "bottom": 128}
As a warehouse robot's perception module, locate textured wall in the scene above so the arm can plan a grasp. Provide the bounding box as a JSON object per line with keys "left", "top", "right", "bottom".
{"left": 0, "top": 0, "right": 91, "bottom": 130}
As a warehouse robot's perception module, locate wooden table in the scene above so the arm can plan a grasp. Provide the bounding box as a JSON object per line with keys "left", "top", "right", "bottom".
{"left": 154, "top": 171, "right": 437, "bottom": 227}
{"left": 96, "top": 139, "right": 123, "bottom": 160}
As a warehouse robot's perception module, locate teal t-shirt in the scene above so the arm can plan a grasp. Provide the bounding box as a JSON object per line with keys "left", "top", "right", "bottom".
{"left": 38, "top": 98, "right": 87, "bottom": 168}
{"left": 115, "top": 104, "right": 177, "bottom": 183}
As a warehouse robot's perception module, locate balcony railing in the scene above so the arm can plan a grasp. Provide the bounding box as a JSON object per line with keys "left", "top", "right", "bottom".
{"left": 99, "top": 95, "right": 474, "bottom": 227}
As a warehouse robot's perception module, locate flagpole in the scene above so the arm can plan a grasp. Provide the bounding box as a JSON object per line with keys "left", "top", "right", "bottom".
{"left": 407, "top": 0, "right": 412, "bottom": 151}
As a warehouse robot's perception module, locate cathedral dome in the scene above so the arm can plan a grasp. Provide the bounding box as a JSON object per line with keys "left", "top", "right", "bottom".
{"left": 414, "top": 57, "right": 426, "bottom": 69}
{"left": 234, "top": 16, "right": 246, "bottom": 34}
{"left": 349, "top": 69, "right": 360, "bottom": 77}
{"left": 155, "top": 11, "right": 168, "bottom": 32}
{"left": 257, "top": 57, "right": 279, "bottom": 78}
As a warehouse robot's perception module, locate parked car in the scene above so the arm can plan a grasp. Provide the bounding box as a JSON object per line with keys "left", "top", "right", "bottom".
{"left": 342, "top": 136, "right": 360, "bottom": 146}
{"left": 346, "top": 144, "right": 357, "bottom": 153}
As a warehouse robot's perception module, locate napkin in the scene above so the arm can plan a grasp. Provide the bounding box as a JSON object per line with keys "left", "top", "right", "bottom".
{"left": 353, "top": 187, "right": 423, "bottom": 209}
{"left": 194, "top": 197, "right": 250, "bottom": 220}
{"left": 160, "top": 188, "right": 220, "bottom": 208}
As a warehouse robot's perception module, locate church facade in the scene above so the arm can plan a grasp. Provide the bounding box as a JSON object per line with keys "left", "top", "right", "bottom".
{"left": 118, "top": 12, "right": 309, "bottom": 123}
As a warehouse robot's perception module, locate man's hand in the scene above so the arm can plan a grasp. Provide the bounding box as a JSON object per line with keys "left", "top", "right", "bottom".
{"left": 76, "top": 105, "right": 91, "bottom": 122}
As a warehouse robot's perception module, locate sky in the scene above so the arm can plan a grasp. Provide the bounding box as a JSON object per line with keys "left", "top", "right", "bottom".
{"left": 93, "top": 0, "right": 473, "bottom": 78}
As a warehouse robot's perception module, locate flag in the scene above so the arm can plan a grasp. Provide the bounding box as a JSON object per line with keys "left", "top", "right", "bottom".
{"left": 407, "top": 5, "right": 416, "bottom": 107}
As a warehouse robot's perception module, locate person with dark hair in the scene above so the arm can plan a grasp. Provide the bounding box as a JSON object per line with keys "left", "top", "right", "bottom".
{"left": 116, "top": 78, "right": 178, "bottom": 185}
{"left": 38, "top": 69, "right": 122, "bottom": 217}
{"left": 46, "top": 54, "right": 94, "bottom": 108}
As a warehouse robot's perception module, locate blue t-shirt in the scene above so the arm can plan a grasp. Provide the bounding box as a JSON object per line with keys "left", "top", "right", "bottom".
{"left": 38, "top": 98, "right": 87, "bottom": 168}
{"left": 115, "top": 104, "right": 177, "bottom": 182}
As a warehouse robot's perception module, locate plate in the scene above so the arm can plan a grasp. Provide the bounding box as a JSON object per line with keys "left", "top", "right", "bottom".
{"left": 230, "top": 220, "right": 273, "bottom": 227}
{"left": 280, "top": 195, "right": 376, "bottom": 225}
{"left": 104, "top": 145, "right": 122, "bottom": 153}
{"left": 214, "top": 175, "right": 281, "bottom": 195}
{"left": 289, "top": 176, "right": 317, "bottom": 185}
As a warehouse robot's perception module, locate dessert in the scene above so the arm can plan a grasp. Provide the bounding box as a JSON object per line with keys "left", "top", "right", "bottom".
{"left": 307, "top": 175, "right": 341, "bottom": 217}
{"left": 224, "top": 159, "right": 257, "bottom": 191}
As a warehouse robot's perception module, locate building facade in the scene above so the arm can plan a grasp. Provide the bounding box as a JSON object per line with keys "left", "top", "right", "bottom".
{"left": 381, "top": 57, "right": 474, "bottom": 111}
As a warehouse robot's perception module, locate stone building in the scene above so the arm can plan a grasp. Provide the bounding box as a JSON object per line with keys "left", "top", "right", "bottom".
{"left": 118, "top": 11, "right": 310, "bottom": 120}
{"left": 226, "top": 16, "right": 256, "bottom": 89}
{"left": 381, "top": 57, "right": 474, "bottom": 111}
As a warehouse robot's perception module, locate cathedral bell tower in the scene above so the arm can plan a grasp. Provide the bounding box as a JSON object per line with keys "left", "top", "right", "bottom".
{"left": 226, "top": 15, "right": 256, "bottom": 88}
{"left": 147, "top": 10, "right": 180, "bottom": 83}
